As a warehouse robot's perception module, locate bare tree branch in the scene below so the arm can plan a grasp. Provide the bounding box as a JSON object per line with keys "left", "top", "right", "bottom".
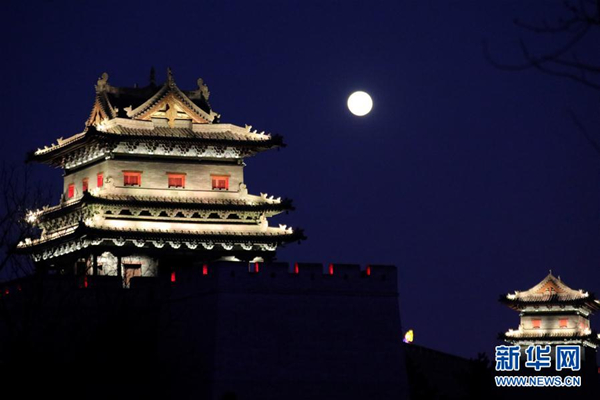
{"left": 0, "top": 162, "right": 50, "bottom": 280}
{"left": 485, "top": 0, "right": 600, "bottom": 91}
{"left": 566, "top": 108, "right": 600, "bottom": 153}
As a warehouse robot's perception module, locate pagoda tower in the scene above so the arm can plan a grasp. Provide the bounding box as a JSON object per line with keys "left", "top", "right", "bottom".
{"left": 500, "top": 272, "right": 600, "bottom": 354}
{"left": 18, "top": 69, "right": 303, "bottom": 283}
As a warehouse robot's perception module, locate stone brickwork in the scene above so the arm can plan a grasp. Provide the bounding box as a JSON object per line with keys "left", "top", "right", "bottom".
{"left": 163, "top": 261, "right": 409, "bottom": 400}
{"left": 0, "top": 261, "right": 409, "bottom": 400}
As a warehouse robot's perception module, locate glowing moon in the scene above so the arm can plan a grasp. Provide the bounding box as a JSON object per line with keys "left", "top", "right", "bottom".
{"left": 347, "top": 91, "right": 373, "bottom": 116}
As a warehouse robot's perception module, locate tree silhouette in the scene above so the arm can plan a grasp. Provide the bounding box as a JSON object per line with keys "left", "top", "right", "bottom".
{"left": 0, "top": 162, "right": 49, "bottom": 280}
{"left": 485, "top": 0, "right": 600, "bottom": 91}
{"left": 485, "top": 1, "right": 600, "bottom": 154}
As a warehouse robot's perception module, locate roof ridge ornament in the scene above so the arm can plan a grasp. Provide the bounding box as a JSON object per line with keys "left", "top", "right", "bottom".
{"left": 95, "top": 72, "right": 109, "bottom": 93}
{"left": 167, "top": 67, "right": 175, "bottom": 87}
{"left": 197, "top": 78, "right": 210, "bottom": 100}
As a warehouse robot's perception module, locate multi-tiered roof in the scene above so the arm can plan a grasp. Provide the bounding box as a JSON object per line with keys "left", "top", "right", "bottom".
{"left": 501, "top": 272, "right": 600, "bottom": 310}
{"left": 18, "top": 69, "right": 304, "bottom": 265}
{"left": 30, "top": 70, "right": 283, "bottom": 169}
{"left": 500, "top": 272, "right": 600, "bottom": 348}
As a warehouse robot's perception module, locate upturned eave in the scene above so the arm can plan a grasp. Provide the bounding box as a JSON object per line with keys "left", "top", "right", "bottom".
{"left": 27, "top": 125, "right": 285, "bottom": 167}
{"left": 17, "top": 222, "right": 306, "bottom": 254}
{"left": 35, "top": 192, "right": 295, "bottom": 223}
{"left": 499, "top": 294, "right": 600, "bottom": 311}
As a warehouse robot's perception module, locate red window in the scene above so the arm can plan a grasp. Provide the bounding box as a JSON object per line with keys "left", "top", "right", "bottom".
{"left": 171, "top": 271, "right": 176, "bottom": 283}
{"left": 249, "top": 262, "right": 259, "bottom": 273}
{"left": 532, "top": 319, "right": 541, "bottom": 329}
{"left": 123, "top": 171, "right": 141, "bottom": 186}
{"left": 202, "top": 264, "right": 209, "bottom": 275}
{"left": 97, "top": 173, "right": 104, "bottom": 188}
{"left": 82, "top": 178, "right": 89, "bottom": 192}
{"left": 559, "top": 319, "right": 568, "bottom": 328}
{"left": 293, "top": 263, "right": 299, "bottom": 274}
{"left": 365, "top": 265, "right": 371, "bottom": 276}
{"left": 212, "top": 175, "right": 229, "bottom": 190}
{"left": 67, "top": 183, "right": 75, "bottom": 199}
{"left": 328, "top": 264, "right": 334, "bottom": 275}
{"left": 167, "top": 173, "right": 186, "bottom": 188}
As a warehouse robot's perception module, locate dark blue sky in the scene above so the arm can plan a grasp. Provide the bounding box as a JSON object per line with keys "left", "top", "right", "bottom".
{"left": 3, "top": 0, "right": 600, "bottom": 358}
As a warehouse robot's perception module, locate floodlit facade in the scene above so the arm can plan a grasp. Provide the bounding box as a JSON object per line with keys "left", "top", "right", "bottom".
{"left": 4, "top": 70, "right": 409, "bottom": 400}
{"left": 498, "top": 272, "right": 600, "bottom": 396}
{"left": 18, "top": 69, "right": 304, "bottom": 282}
{"left": 500, "top": 272, "right": 600, "bottom": 350}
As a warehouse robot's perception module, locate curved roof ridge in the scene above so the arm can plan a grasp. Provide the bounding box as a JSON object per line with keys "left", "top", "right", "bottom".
{"left": 521, "top": 272, "right": 579, "bottom": 296}
{"left": 504, "top": 272, "right": 592, "bottom": 303}
{"left": 126, "top": 82, "right": 171, "bottom": 118}
{"left": 92, "top": 70, "right": 217, "bottom": 125}
{"left": 125, "top": 75, "right": 215, "bottom": 123}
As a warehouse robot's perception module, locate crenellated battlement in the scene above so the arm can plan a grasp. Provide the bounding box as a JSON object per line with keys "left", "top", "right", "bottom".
{"left": 169, "top": 261, "right": 398, "bottom": 297}
{"left": 0, "top": 262, "right": 399, "bottom": 299}
{"left": 0, "top": 260, "right": 407, "bottom": 400}
{"left": 6, "top": 69, "right": 409, "bottom": 400}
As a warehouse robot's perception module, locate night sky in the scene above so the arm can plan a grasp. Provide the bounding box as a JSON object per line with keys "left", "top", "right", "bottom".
{"left": 4, "top": 0, "right": 600, "bottom": 359}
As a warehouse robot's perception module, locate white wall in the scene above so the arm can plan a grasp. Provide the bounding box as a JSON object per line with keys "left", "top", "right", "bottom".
{"left": 64, "top": 159, "right": 244, "bottom": 199}
{"left": 63, "top": 160, "right": 109, "bottom": 198}
{"left": 521, "top": 314, "right": 588, "bottom": 333}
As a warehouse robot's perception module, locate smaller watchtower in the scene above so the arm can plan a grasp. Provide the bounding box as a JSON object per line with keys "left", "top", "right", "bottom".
{"left": 498, "top": 273, "right": 600, "bottom": 396}
{"left": 500, "top": 272, "right": 600, "bottom": 366}
{"left": 500, "top": 272, "right": 600, "bottom": 349}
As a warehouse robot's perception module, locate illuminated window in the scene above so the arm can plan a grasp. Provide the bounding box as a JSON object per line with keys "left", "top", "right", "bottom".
{"left": 249, "top": 262, "right": 259, "bottom": 273}
{"left": 82, "top": 178, "right": 89, "bottom": 192}
{"left": 559, "top": 319, "right": 568, "bottom": 328}
{"left": 328, "top": 264, "right": 334, "bottom": 275}
{"left": 97, "top": 173, "right": 104, "bottom": 188}
{"left": 167, "top": 173, "right": 186, "bottom": 188}
{"left": 67, "top": 184, "right": 75, "bottom": 199}
{"left": 202, "top": 264, "right": 209, "bottom": 275}
{"left": 123, "top": 171, "right": 141, "bottom": 187}
{"left": 211, "top": 175, "right": 229, "bottom": 190}
{"left": 532, "top": 319, "right": 541, "bottom": 329}
{"left": 123, "top": 263, "right": 142, "bottom": 287}
{"left": 293, "top": 263, "right": 299, "bottom": 274}
{"left": 171, "top": 271, "right": 176, "bottom": 283}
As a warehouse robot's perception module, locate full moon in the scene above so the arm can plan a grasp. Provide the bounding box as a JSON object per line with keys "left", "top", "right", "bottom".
{"left": 347, "top": 91, "right": 373, "bottom": 116}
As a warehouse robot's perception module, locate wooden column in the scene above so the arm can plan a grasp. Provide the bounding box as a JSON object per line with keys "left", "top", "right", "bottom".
{"left": 117, "top": 255, "right": 122, "bottom": 278}
{"left": 92, "top": 254, "right": 98, "bottom": 276}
